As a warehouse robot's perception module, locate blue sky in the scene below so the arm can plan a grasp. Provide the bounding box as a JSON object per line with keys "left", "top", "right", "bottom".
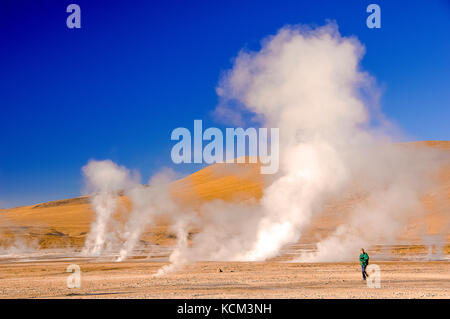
{"left": 0, "top": 0, "right": 449, "bottom": 208}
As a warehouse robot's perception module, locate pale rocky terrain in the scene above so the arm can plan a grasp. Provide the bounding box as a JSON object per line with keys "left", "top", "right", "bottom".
{"left": 0, "top": 260, "right": 448, "bottom": 298}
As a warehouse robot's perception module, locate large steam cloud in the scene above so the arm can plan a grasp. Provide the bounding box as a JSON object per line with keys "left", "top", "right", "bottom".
{"left": 81, "top": 23, "right": 444, "bottom": 273}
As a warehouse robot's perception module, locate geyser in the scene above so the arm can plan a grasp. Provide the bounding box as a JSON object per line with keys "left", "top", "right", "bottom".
{"left": 81, "top": 22, "right": 443, "bottom": 274}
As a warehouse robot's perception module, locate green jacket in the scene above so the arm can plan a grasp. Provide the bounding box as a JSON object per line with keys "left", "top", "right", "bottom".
{"left": 359, "top": 253, "right": 369, "bottom": 266}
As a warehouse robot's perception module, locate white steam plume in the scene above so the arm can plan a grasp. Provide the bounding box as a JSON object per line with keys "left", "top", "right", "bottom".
{"left": 214, "top": 23, "right": 443, "bottom": 262}
{"left": 82, "top": 160, "right": 137, "bottom": 256}
{"left": 117, "top": 168, "right": 181, "bottom": 262}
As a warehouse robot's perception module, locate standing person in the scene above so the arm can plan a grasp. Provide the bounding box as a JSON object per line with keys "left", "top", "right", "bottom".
{"left": 359, "top": 248, "right": 369, "bottom": 280}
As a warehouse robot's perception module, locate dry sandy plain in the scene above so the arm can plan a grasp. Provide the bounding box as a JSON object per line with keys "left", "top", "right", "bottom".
{"left": 0, "top": 260, "right": 448, "bottom": 299}
{"left": 0, "top": 141, "right": 449, "bottom": 298}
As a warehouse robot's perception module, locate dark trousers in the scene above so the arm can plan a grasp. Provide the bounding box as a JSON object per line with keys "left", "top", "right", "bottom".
{"left": 361, "top": 264, "right": 367, "bottom": 280}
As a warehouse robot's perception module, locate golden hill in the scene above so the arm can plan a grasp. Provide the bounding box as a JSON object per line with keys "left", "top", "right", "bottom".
{"left": 0, "top": 141, "right": 449, "bottom": 252}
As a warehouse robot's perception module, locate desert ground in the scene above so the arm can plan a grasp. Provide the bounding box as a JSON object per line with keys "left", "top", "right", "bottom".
{"left": 0, "top": 141, "right": 449, "bottom": 298}
{"left": 0, "top": 259, "right": 448, "bottom": 298}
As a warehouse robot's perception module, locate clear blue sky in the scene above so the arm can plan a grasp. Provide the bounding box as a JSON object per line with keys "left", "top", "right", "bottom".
{"left": 0, "top": 0, "right": 449, "bottom": 208}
